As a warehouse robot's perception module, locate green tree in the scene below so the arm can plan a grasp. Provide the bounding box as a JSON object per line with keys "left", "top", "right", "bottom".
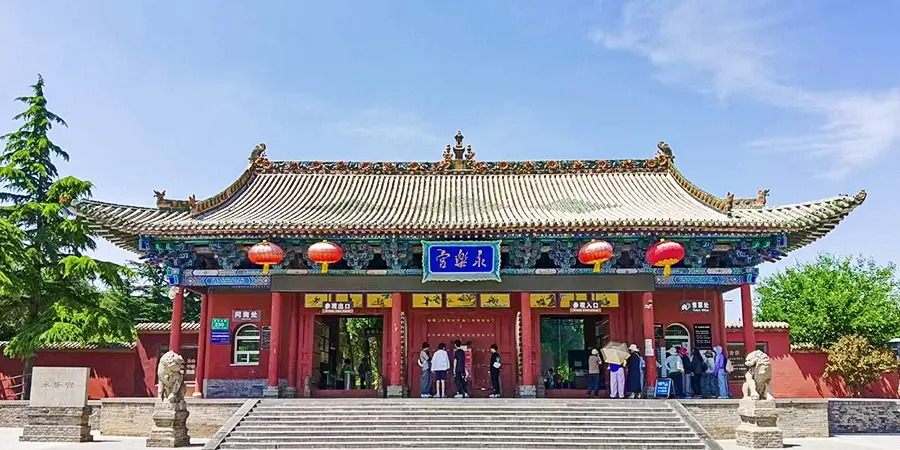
{"left": 824, "top": 334, "right": 899, "bottom": 397}
{"left": 0, "top": 76, "right": 134, "bottom": 394}
{"left": 755, "top": 254, "right": 900, "bottom": 348}
{"left": 106, "top": 262, "right": 200, "bottom": 324}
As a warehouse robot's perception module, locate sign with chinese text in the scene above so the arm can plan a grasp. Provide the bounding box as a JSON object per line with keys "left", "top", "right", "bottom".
{"left": 693, "top": 324, "right": 712, "bottom": 349}
{"left": 210, "top": 318, "right": 231, "bottom": 345}
{"left": 211, "top": 318, "right": 230, "bottom": 331}
{"left": 322, "top": 301, "right": 354, "bottom": 314}
{"left": 654, "top": 378, "right": 672, "bottom": 398}
{"left": 422, "top": 240, "right": 501, "bottom": 282}
{"left": 260, "top": 326, "right": 271, "bottom": 350}
{"left": 727, "top": 342, "right": 768, "bottom": 382}
{"left": 680, "top": 300, "right": 711, "bottom": 313}
{"left": 30, "top": 367, "right": 89, "bottom": 407}
{"left": 232, "top": 310, "right": 260, "bottom": 322}
{"left": 570, "top": 300, "right": 603, "bottom": 313}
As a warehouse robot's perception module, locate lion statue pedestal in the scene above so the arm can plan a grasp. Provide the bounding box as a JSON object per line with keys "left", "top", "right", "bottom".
{"left": 736, "top": 350, "right": 783, "bottom": 449}
{"left": 147, "top": 351, "right": 191, "bottom": 448}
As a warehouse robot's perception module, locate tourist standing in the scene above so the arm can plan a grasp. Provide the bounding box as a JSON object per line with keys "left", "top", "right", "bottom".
{"left": 664, "top": 348, "right": 684, "bottom": 398}
{"left": 587, "top": 348, "right": 602, "bottom": 397}
{"left": 690, "top": 348, "right": 705, "bottom": 398}
{"left": 418, "top": 342, "right": 432, "bottom": 398}
{"left": 452, "top": 340, "right": 469, "bottom": 398}
{"left": 609, "top": 357, "right": 625, "bottom": 399}
{"left": 713, "top": 345, "right": 728, "bottom": 399}
{"left": 702, "top": 349, "right": 716, "bottom": 398}
{"left": 489, "top": 344, "right": 501, "bottom": 398}
{"left": 679, "top": 347, "right": 692, "bottom": 396}
{"left": 626, "top": 344, "right": 643, "bottom": 398}
{"left": 431, "top": 343, "right": 450, "bottom": 398}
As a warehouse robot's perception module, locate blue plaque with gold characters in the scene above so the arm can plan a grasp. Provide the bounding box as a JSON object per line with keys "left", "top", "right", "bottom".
{"left": 422, "top": 240, "right": 502, "bottom": 283}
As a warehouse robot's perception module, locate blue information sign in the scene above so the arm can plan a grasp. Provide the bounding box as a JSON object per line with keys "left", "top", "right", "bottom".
{"left": 654, "top": 378, "right": 673, "bottom": 398}
{"left": 210, "top": 330, "right": 231, "bottom": 345}
{"left": 422, "top": 241, "right": 502, "bottom": 283}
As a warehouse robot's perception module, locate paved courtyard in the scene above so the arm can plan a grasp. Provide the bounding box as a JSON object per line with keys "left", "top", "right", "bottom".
{"left": 0, "top": 429, "right": 207, "bottom": 449}
{"left": 718, "top": 434, "right": 900, "bottom": 449}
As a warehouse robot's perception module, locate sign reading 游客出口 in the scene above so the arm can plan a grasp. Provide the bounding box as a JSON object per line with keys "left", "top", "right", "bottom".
{"left": 232, "top": 309, "right": 260, "bottom": 322}
{"left": 680, "top": 300, "right": 711, "bottom": 313}
{"left": 422, "top": 241, "right": 502, "bottom": 282}
{"left": 322, "top": 301, "right": 354, "bottom": 314}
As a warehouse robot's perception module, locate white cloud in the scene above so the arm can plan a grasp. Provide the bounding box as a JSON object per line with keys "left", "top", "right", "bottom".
{"left": 589, "top": 0, "right": 900, "bottom": 179}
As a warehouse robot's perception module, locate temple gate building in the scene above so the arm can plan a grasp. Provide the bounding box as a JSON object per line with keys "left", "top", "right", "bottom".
{"left": 72, "top": 132, "right": 865, "bottom": 398}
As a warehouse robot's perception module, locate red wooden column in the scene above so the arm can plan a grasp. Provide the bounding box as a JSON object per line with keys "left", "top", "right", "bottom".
{"left": 740, "top": 284, "right": 756, "bottom": 353}
{"left": 388, "top": 292, "right": 403, "bottom": 397}
{"left": 169, "top": 287, "right": 185, "bottom": 353}
{"left": 286, "top": 295, "right": 300, "bottom": 397}
{"left": 193, "top": 292, "right": 209, "bottom": 398}
{"left": 264, "top": 292, "right": 284, "bottom": 397}
{"left": 641, "top": 292, "right": 657, "bottom": 392}
{"left": 519, "top": 292, "right": 535, "bottom": 397}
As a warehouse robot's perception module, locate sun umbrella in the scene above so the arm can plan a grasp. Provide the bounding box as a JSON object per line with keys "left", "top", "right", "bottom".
{"left": 601, "top": 342, "right": 630, "bottom": 365}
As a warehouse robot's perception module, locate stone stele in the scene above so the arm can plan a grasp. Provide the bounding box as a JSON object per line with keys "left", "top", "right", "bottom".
{"left": 19, "top": 366, "right": 93, "bottom": 443}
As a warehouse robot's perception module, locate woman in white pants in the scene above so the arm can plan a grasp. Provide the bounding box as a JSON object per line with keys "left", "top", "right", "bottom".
{"left": 609, "top": 360, "right": 625, "bottom": 399}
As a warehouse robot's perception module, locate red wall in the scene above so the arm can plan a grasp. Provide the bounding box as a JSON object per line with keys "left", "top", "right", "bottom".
{"left": 0, "top": 349, "right": 137, "bottom": 399}
{"left": 136, "top": 332, "right": 199, "bottom": 397}
{"left": 725, "top": 329, "right": 899, "bottom": 398}
{"left": 204, "top": 291, "right": 294, "bottom": 383}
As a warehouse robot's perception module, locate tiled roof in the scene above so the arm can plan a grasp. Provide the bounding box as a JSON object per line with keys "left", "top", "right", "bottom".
{"left": 725, "top": 321, "right": 790, "bottom": 331}
{"left": 134, "top": 322, "right": 201, "bottom": 333}
{"left": 70, "top": 147, "right": 865, "bottom": 251}
{"left": 0, "top": 341, "right": 135, "bottom": 351}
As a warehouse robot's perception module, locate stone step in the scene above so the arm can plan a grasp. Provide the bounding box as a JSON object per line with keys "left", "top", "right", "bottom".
{"left": 254, "top": 405, "right": 671, "bottom": 411}
{"left": 220, "top": 445, "right": 707, "bottom": 450}
{"left": 234, "top": 422, "right": 692, "bottom": 431}
{"left": 218, "top": 438, "right": 707, "bottom": 449}
{"left": 240, "top": 413, "right": 680, "bottom": 422}
{"left": 229, "top": 428, "right": 699, "bottom": 437}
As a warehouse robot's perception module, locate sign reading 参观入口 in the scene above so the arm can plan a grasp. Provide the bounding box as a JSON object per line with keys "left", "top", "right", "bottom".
{"left": 570, "top": 300, "right": 603, "bottom": 313}
{"left": 422, "top": 241, "right": 501, "bottom": 282}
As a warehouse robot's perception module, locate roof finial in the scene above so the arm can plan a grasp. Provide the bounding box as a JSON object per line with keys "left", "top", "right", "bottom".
{"left": 249, "top": 143, "right": 267, "bottom": 163}
{"left": 656, "top": 141, "right": 674, "bottom": 163}
{"left": 755, "top": 189, "right": 770, "bottom": 206}
{"left": 454, "top": 130, "right": 464, "bottom": 149}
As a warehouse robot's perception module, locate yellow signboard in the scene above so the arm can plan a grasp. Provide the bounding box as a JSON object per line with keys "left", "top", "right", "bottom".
{"left": 412, "top": 293, "right": 443, "bottom": 308}
{"left": 480, "top": 293, "right": 511, "bottom": 308}
{"left": 529, "top": 293, "right": 557, "bottom": 308}
{"left": 365, "top": 293, "right": 392, "bottom": 308}
{"left": 304, "top": 293, "right": 330, "bottom": 308}
{"left": 446, "top": 293, "right": 477, "bottom": 308}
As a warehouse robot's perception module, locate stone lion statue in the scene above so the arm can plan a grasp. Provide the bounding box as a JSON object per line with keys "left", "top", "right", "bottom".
{"left": 742, "top": 350, "right": 773, "bottom": 400}
{"left": 157, "top": 351, "right": 186, "bottom": 403}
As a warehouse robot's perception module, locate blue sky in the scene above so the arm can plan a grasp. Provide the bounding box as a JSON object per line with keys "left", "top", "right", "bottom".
{"left": 1, "top": 1, "right": 898, "bottom": 321}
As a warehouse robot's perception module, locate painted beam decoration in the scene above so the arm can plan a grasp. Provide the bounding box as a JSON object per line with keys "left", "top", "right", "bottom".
{"left": 422, "top": 240, "right": 502, "bottom": 283}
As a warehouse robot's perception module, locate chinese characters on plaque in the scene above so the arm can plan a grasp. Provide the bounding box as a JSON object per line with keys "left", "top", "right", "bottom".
{"left": 322, "top": 301, "right": 354, "bottom": 314}
{"left": 422, "top": 241, "right": 502, "bottom": 282}
{"left": 569, "top": 300, "right": 603, "bottom": 313}
{"left": 680, "top": 300, "right": 711, "bottom": 313}
{"left": 232, "top": 309, "right": 261, "bottom": 321}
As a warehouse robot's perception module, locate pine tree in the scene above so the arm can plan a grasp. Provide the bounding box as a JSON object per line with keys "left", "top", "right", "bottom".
{"left": 0, "top": 75, "right": 134, "bottom": 397}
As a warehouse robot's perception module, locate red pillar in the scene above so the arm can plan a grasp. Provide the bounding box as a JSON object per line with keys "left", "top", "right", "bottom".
{"left": 520, "top": 292, "right": 535, "bottom": 395}
{"left": 740, "top": 283, "right": 756, "bottom": 353}
{"left": 389, "top": 293, "right": 402, "bottom": 389}
{"left": 193, "top": 292, "right": 209, "bottom": 397}
{"left": 266, "top": 292, "right": 284, "bottom": 391}
{"left": 169, "top": 287, "right": 184, "bottom": 353}
{"left": 641, "top": 292, "right": 657, "bottom": 391}
{"left": 287, "top": 295, "right": 300, "bottom": 394}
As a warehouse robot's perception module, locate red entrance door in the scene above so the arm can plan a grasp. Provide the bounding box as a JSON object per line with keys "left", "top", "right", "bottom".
{"left": 412, "top": 310, "right": 516, "bottom": 398}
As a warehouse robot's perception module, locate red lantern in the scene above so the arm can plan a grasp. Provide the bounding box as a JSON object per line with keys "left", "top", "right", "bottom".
{"left": 578, "top": 240, "right": 614, "bottom": 273}
{"left": 646, "top": 239, "right": 685, "bottom": 276}
{"left": 247, "top": 240, "right": 284, "bottom": 275}
{"left": 307, "top": 240, "right": 344, "bottom": 274}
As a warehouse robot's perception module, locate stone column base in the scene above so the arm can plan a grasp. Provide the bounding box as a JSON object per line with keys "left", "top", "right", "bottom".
{"left": 282, "top": 386, "right": 299, "bottom": 398}
{"left": 19, "top": 406, "right": 93, "bottom": 443}
{"left": 517, "top": 385, "right": 536, "bottom": 398}
{"left": 262, "top": 386, "right": 281, "bottom": 398}
{"left": 147, "top": 400, "right": 191, "bottom": 448}
{"left": 386, "top": 385, "right": 406, "bottom": 398}
{"left": 735, "top": 398, "right": 783, "bottom": 449}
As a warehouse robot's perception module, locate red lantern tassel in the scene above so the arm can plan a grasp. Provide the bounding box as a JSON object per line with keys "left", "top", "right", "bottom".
{"left": 322, "top": 262, "right": 329, "bottom": 274}
{"left": 593, "top": 261, "right": 601, "bottom": 273}
{"left": 262, "top": 263, "right": 270, "bottom": 275}
{"left": 664, "top": 265, "right": 671, "bottom": 277}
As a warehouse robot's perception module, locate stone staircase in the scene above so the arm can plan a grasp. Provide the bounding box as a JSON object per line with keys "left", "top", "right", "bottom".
{"left": 211, "top": 399, "right": 712, "bottom": 450}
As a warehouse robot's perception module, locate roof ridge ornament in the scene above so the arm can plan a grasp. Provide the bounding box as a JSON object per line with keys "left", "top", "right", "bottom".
{"left": 249, "top": 143, "right": 267, "bottom": 164}
{"left": 656, "top": 141, "right": 674, "bottom": 163}
{"left": 446, "top": 129, "right": 475, "bottom": 171}
{"left": 755, "top": 189, "right": 770, "bottom": 206}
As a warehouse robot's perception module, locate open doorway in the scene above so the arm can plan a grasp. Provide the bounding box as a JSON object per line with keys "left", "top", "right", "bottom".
{"left": 312, "top": 315, "right": 384, "bottom": 395}
{"left": 539, "top": 315, "right": 609, "bottom": 393}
